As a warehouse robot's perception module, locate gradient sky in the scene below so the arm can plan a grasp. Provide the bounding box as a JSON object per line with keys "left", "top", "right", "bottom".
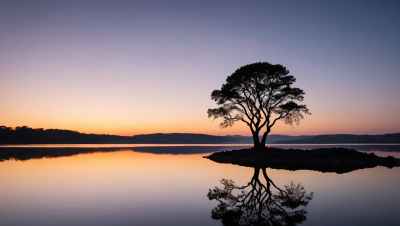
{"left": 1, "top": 0, "right": 399, "bottom": 136}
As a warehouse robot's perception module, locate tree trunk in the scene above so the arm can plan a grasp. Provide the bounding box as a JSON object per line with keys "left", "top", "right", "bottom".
{"left": 260, "top": 128, "right": 271, "bottom": 148}
{"left": 252, "top": 131, "right": 261, "bottom": 148}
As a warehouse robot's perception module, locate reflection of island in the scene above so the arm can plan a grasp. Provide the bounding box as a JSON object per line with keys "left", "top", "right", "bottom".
{"left": 208, "top": 167, "right": 313, "bottom": 226}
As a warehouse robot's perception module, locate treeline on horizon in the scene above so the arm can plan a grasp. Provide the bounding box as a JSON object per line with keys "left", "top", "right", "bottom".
{"left": 0, "top": 125, "right": 241, "bottom": 144}
{"left": 1, "top": 126, "right": 399, "bottom": 144}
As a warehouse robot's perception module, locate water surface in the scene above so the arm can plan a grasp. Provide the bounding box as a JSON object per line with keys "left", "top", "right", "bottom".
{"left": 0, "top": 145, "right": 399, "bottom": 225}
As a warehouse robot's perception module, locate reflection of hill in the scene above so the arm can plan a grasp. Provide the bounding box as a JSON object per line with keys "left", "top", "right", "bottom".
{"left": 130, "top": 146, "right": 241, "bottom": 154}
{"left": 267, "top": 144, "right": 400, "bottom": 153}
{"left": 342, "top": 145, "right": 400, "bottom": 152}
{"left": 208, "top": 167, "right": 313, "bottom": 226}
{"left": 0, "top": 146, "right": 249, "bottom": 162}
{"left": 0, "top": 148, "right": 121, "bottom": 161}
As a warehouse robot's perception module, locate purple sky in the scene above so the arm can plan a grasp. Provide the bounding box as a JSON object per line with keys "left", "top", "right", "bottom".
{"left": 1, "top": 0, "right": 399, "bottom": 136}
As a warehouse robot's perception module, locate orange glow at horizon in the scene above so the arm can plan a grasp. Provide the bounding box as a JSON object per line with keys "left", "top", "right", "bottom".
{"left": 2, "top": 109, "right": 399, "bottom": 137}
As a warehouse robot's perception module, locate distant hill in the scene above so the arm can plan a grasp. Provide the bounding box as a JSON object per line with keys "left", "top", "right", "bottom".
{"left": 0, "top": 126, "right": 234, "bottom": 144}
{"left": 3, "top": 126, "right": 398, "bottom": 144}
{"left": 0, "top": 125, "right": 313, "bottom": 144}
{"left": 127, "top": 133, "right": 236, "bottom": 144}
{"left": 273, "top": 133, "right": 400, "bottom": 144}
{"left": 224, "top": 135, "right": 314, "bottom": 144}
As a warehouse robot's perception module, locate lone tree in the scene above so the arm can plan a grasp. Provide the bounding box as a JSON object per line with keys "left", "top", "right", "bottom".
{"left": 208, "top": 62, "right": 310, "bottom": 148}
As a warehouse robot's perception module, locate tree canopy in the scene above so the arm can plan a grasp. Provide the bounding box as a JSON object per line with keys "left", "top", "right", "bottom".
{"left": 208, "top": 62, "right": 310, "bottom": 148}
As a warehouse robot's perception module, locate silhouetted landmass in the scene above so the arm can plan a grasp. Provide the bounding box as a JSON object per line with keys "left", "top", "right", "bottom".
{"left": 226, "top": 135, "right": 314, "bottom": 144}
{"left": 2, "top": 126, "right": 399, "bottom": 144}
{"left": 0, "top": 126, "right": 236, "bottom": 144}
{"left": 273, "top": 133, "right": 400, "bottom": 144}
{"left": 0, "top": 125, "right": 312, "bottom": 144}
{"left": 205, "top": 147, "right": 400, "bottom": 174}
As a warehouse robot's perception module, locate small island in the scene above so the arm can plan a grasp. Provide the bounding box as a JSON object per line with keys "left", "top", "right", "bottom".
{"left": 205, "top": 147, "right": 400, "bottom": 174}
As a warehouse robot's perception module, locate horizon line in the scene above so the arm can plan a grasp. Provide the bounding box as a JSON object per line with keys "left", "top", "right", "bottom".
{"left": 1, "top": 125, "right": 399, "bottom": 137}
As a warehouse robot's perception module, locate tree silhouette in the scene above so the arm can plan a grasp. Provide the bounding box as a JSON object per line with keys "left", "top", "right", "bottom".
{"left": 208, "top": 62, "right": 310, "bottom": 148}
{"left": 207, "top": 167, "right": 313, "bottom": 226}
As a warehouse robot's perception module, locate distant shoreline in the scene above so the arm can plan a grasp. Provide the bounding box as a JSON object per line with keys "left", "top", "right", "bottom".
{"left": 1, "top": 126, "right": 399, "bottom": 144}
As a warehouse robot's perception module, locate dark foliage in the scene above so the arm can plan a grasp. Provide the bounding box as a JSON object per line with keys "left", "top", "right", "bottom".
{"left": 208, "top": 62, "right": 310, "bottom": 148}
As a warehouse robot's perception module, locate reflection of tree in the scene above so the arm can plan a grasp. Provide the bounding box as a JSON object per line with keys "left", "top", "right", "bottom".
{"left": 207, "top": 168, "right": 313, "bottom": 226}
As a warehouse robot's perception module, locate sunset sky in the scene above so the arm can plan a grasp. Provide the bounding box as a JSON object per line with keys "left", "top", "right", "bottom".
{"left": 1, "top": 0, "right": 399, "bottom": 136}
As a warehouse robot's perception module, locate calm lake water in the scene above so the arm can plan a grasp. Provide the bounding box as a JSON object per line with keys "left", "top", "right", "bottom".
{"left": 0, "top": 144, "right": 399, "bottom": 226}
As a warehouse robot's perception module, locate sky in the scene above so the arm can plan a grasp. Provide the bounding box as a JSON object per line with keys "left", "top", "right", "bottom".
{"left": 0, "top": 0, "right": 399, "bottom": 136}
